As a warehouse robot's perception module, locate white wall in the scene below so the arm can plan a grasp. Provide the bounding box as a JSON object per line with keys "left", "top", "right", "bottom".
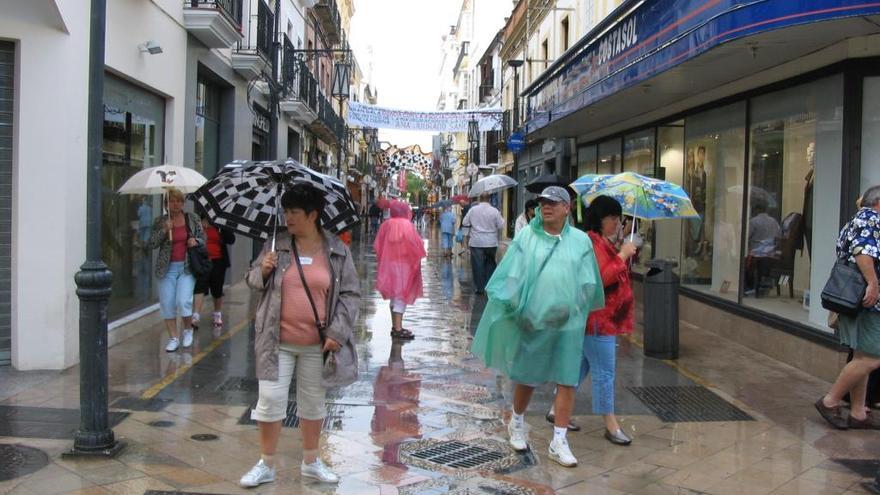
{"left": 2, "top": 0, "right": 90, "bottom": 369}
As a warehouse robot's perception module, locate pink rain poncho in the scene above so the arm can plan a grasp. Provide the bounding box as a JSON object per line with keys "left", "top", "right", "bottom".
{"left": 374, "top": 200, "right": 426, "bottom": 304}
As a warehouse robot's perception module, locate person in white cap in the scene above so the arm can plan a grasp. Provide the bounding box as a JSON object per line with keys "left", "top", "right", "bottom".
{"left": 470, "top": 185, "right": 605, "bottom": 468}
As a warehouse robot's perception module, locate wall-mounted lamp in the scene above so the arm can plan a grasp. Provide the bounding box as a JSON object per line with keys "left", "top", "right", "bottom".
{"left": 139, "top": 41, "right": 163, "bottom": 55}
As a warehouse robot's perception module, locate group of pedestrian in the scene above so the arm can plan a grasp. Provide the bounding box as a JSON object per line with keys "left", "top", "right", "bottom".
{"left": 148, "top": 188, "right": 234, "bottom": 352}
{"left": 471, "top": 186, "right": 639, "bottom": 467}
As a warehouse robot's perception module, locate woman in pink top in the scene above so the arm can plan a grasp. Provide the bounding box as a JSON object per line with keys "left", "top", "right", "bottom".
{"left": 374, "top": 200, "right": 425, "bottom": 340}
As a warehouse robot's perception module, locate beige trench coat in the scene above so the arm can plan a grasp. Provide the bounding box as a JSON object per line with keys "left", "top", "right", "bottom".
{"left": 246, "top": 230, "right": 360, "bottom": 382}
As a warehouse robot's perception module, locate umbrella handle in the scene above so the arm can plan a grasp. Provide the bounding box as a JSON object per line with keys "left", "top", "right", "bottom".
{"left": 166, "top": 191, "right": 172, "bottom": 242}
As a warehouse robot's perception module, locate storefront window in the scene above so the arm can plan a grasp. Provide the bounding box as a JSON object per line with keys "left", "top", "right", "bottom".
{"left": 102, "top": 75, "right": 165, "bottom": 320}
{"left": 863, "top": 77, "right": 880, "bottom": 192}
{"left": 194, "top": 78, "right": 220, "bottom": 177}
{"left": 623, "top": 130, "right": 655, "bottom": 273}
{"left": 598, "top": 138, "right": 621, "bottom": 174}
{"left": 681, "top": 102, "right": 746, "bottom": 301}
{"left": 576, "top": 144, "right": 597, "bottom": 177}
{"left": 744, "top": 76, "right": 842, "bottom": 330}
{"left": 654, "top": 124, "right": 685, "bottom": 268}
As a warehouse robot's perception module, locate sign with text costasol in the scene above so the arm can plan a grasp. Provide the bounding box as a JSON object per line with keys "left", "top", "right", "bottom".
{"left": 526, "top": 0, "right": 880, "bottom": 132}
{"left": 506, "top": 132, "right": 526, "bottom": 153}
{"left": 347, "top": 101, "right": 502, "bottom": 132}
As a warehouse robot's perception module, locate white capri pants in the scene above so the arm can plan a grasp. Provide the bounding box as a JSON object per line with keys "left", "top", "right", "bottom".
{"left": 390, "top": 298, "right": 407, "bottom": 315}
{"left": 251, "top": 344, "right": 326, "bottom": 422}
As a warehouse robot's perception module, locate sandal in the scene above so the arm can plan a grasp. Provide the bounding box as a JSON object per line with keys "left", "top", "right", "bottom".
{"left": 391, "top": 328, "right": 415, "bottom": 340}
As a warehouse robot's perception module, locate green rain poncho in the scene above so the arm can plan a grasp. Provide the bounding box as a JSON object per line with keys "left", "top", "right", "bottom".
{"left": 470, "top": 213, "right": 605, "bottom": 386}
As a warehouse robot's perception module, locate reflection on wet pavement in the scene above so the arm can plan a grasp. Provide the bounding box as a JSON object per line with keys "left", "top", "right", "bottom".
{"left": 1, "top": 227, "right": 879, "bottom": 494}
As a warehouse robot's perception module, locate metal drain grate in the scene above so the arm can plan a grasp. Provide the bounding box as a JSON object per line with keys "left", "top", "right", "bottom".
{"left": 217, "top": 376, "right": 259, "bottom": 392}
{"left": 0, "top": 405, "right": 129, "bottom": 440}
{"left": 832, "top": 458, "right": 880, "bottom": 478}
{"left": 238, "top": 401, "right": 342, "bottom": 429}
{"left": 148, "top": 420, "right": 175, "bottom": 428}
{"left": 409, "top": 440, "right": 504, "bottom": 469}
{"left": 144, "top": 491, "right": 221, "bottom": 495}
{"left": 0, "top": 444, "right": 50, "bottom": 481}
{"left": 628, "top": 386, "right": 754, "bottom": 423}
{"left": 111, "top": 397, "right": 172, "bottom": 412}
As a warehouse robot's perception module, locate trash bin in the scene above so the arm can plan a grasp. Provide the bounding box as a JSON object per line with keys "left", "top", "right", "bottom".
{"left": 643, "top": 259, "right": 679, "bottom": 360}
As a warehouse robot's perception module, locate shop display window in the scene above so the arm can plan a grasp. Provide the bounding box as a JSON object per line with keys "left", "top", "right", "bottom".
{"left": 102, "top": 75, "right": 165, "bottom": 320}
{"left": 744, "top": 76, "right": 842, "bottom": 331}
{"left": 681, "top": 102, "right": 746, "bottom": 302}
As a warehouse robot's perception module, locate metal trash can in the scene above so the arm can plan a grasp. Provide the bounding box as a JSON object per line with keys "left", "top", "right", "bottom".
{"left": 643, "top": 259, "right": 679, "bottom": 360}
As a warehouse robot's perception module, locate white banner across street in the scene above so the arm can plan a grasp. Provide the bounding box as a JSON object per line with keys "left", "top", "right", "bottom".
{"left": 347, "top": 101, "right": 502, "bottom": 132}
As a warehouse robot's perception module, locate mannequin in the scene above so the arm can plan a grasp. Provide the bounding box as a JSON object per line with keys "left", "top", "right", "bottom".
{"left": 802, "top": 142, "right": 815, "bottom": 257}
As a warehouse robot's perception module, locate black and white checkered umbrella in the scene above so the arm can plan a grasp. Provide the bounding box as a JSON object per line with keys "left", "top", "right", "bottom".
{"left": 191, "top": 160, "right": 360, "bottom": 242}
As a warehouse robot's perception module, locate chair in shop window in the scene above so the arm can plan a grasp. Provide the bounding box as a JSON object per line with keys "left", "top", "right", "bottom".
{"left": 769, "top": 212, "right": 804, "bottom": 299}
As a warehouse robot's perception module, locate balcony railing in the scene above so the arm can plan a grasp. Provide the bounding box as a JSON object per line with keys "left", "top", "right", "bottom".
{"left": 313, "top": 0, "right": 342, "bottom": 45}
{"left": 185, "top": 0, "right": 243, "bottom": 27}
{"left": 236, "top": 0, "right": 273, "bottom": 61}
{"left": 479, "top": 84, "right": 494, "bottom": 102}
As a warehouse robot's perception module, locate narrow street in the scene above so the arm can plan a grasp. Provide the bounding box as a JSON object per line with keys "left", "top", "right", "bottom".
{"left": 1, "top": 228, "right": 877, "bottom": 495}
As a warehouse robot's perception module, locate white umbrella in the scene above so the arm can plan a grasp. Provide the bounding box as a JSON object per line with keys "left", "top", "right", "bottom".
{"left": 468, "top": 174, "right": 517, "bottom": 198}
{"left": 117, "top": 164, "right": 208, "bottom": 195}
{"left": 118, "top": 164, "right": 208, "bottom": 241}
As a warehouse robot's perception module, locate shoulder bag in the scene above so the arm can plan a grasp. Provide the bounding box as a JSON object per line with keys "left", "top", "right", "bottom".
{"left": 821, "top": 257, "right": 867, "bottom": 316}
{"left": 184, "top": 215, "right": 212, "bottom": 278}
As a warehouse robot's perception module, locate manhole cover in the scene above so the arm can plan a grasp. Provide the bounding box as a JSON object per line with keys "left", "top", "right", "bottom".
{"left": 399, "top": 439, "right": 519, "bottom": 472}
{"left": 627, "top": 386, "right": 754, "bottom": 422}
{"left": 148, "top": 420, "right": 175, "bottom": 428}
{"left": 0, "top": 444, "right": 50, "bottom": 481}
{"left": 111, "top": 397, "right": 172, "bottom": 412}
{"left": 190, "top": 433, "right": 218, "bottom": 441}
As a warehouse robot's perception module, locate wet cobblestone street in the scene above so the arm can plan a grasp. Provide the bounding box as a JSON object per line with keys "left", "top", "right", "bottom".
{"left": 1, "top": 228, "right": 879, "bottom": 495}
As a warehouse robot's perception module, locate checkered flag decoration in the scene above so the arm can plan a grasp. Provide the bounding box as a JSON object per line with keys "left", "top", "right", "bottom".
{"left": 192, "top": 160, "right": 360, "bottom": 240}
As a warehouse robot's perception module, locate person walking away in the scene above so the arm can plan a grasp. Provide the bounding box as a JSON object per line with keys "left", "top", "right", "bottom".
{"left": 374, "top": 200, "right": 425, "bottom": 340}
{"left": 815, "top": 185, "right": 880, "bottom": 430}
{"left": 515, "top": 199, "right": 539, "bottom": 236}
{"left": 149, "top": 188, "right": 205, "bottom": 352}
{"left": 462, "top": 193, "right": 505, "bottom": 294}
{"left": 240, "top": 184, "right": 360, "bottom": 486}
{"left": 369, "top": 202, "right": 382, "bottom": 234}
{"left": 470, "top": 186, "right": 605, "bottom": 467}
{"left": 439, "top": 206, "right": 456, "bottom": 257}
{"left": 192, "top": 212, "right": 235, "bottom": 336}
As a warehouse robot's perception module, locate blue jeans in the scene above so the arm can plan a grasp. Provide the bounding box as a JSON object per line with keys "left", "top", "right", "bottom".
{"left": 469, "top": 246, "right": 497, "bottom": 292}
{"left": 159, "top": 262, "right": 195, "bottom": 319}
{"left": 578, "top": 334, "right": 617, "bottom": 415}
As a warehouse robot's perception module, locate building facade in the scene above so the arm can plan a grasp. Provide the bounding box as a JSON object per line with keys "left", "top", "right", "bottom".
{"left": 1, "top": 0, "right": 358, "bottom": 370}
{"left": 517, "top": 0, "right": 880, "bottom": 380}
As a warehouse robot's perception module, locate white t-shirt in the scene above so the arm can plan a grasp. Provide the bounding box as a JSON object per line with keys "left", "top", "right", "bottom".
{"left": 462, "top": 202, "right": 505, "bottom": 248}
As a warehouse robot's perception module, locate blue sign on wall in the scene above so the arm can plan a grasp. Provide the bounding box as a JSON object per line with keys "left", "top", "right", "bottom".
{"left": 507, "top": 132, "right": 526, "bottom": 153}
{"left": 524, "top": 0, "right": 880, "bottom": 134}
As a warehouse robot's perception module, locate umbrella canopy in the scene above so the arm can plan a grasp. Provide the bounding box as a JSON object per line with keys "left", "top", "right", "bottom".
{"left": 191, "top": 160, "right": 360, "bottom": 241}
{"left": 571, "top": 172, "right": 699, "bottom": 220}
{"left": 117, "top": 164, "right": 207, "bottom": 195}
{"left": 525, "top": 173, "right": 568, "bottom": 193}
{"left": 468, "top": 174, "right": 517, "bottom": 198}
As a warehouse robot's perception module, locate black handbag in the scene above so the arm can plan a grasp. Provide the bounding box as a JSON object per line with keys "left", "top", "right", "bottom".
{"left": 184, "top": 215, "right": 212, "bottom": 278}
{"left": 821, "top": 258, "right": 867, "bottom": 316}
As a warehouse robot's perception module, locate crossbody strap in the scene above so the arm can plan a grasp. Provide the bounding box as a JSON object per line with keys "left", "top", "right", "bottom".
{"left": 291, "top": 238, "right": 327, "bottom": 344}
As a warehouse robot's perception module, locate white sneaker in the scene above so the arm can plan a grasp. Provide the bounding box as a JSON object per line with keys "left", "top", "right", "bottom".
{"left": 182, "top": 328, "right": 194, "bottom": 348}
{"left": 507, "top": 419, "right": 529, "bottom": 452}
{"left": 191, "top": 312, "right": 200, "bottom": 328}
{"left": 165, "top": 337, "right": 179, "bottom": 352}
{"left": 549, "top": 437, "right": 578, "bottom": 467}
{"left": 240, "top": 459, "right": 275, "bottom": 488}
{"left": 212, "top": 312, "right": 222, "bottom": 326}
{"left": 301, "top": 459, "right": 339, "bottom": 483}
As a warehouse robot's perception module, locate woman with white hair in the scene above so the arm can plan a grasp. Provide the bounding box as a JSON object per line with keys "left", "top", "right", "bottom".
{"left": 816, "top": 184, "right": 880, "bottom": 430}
